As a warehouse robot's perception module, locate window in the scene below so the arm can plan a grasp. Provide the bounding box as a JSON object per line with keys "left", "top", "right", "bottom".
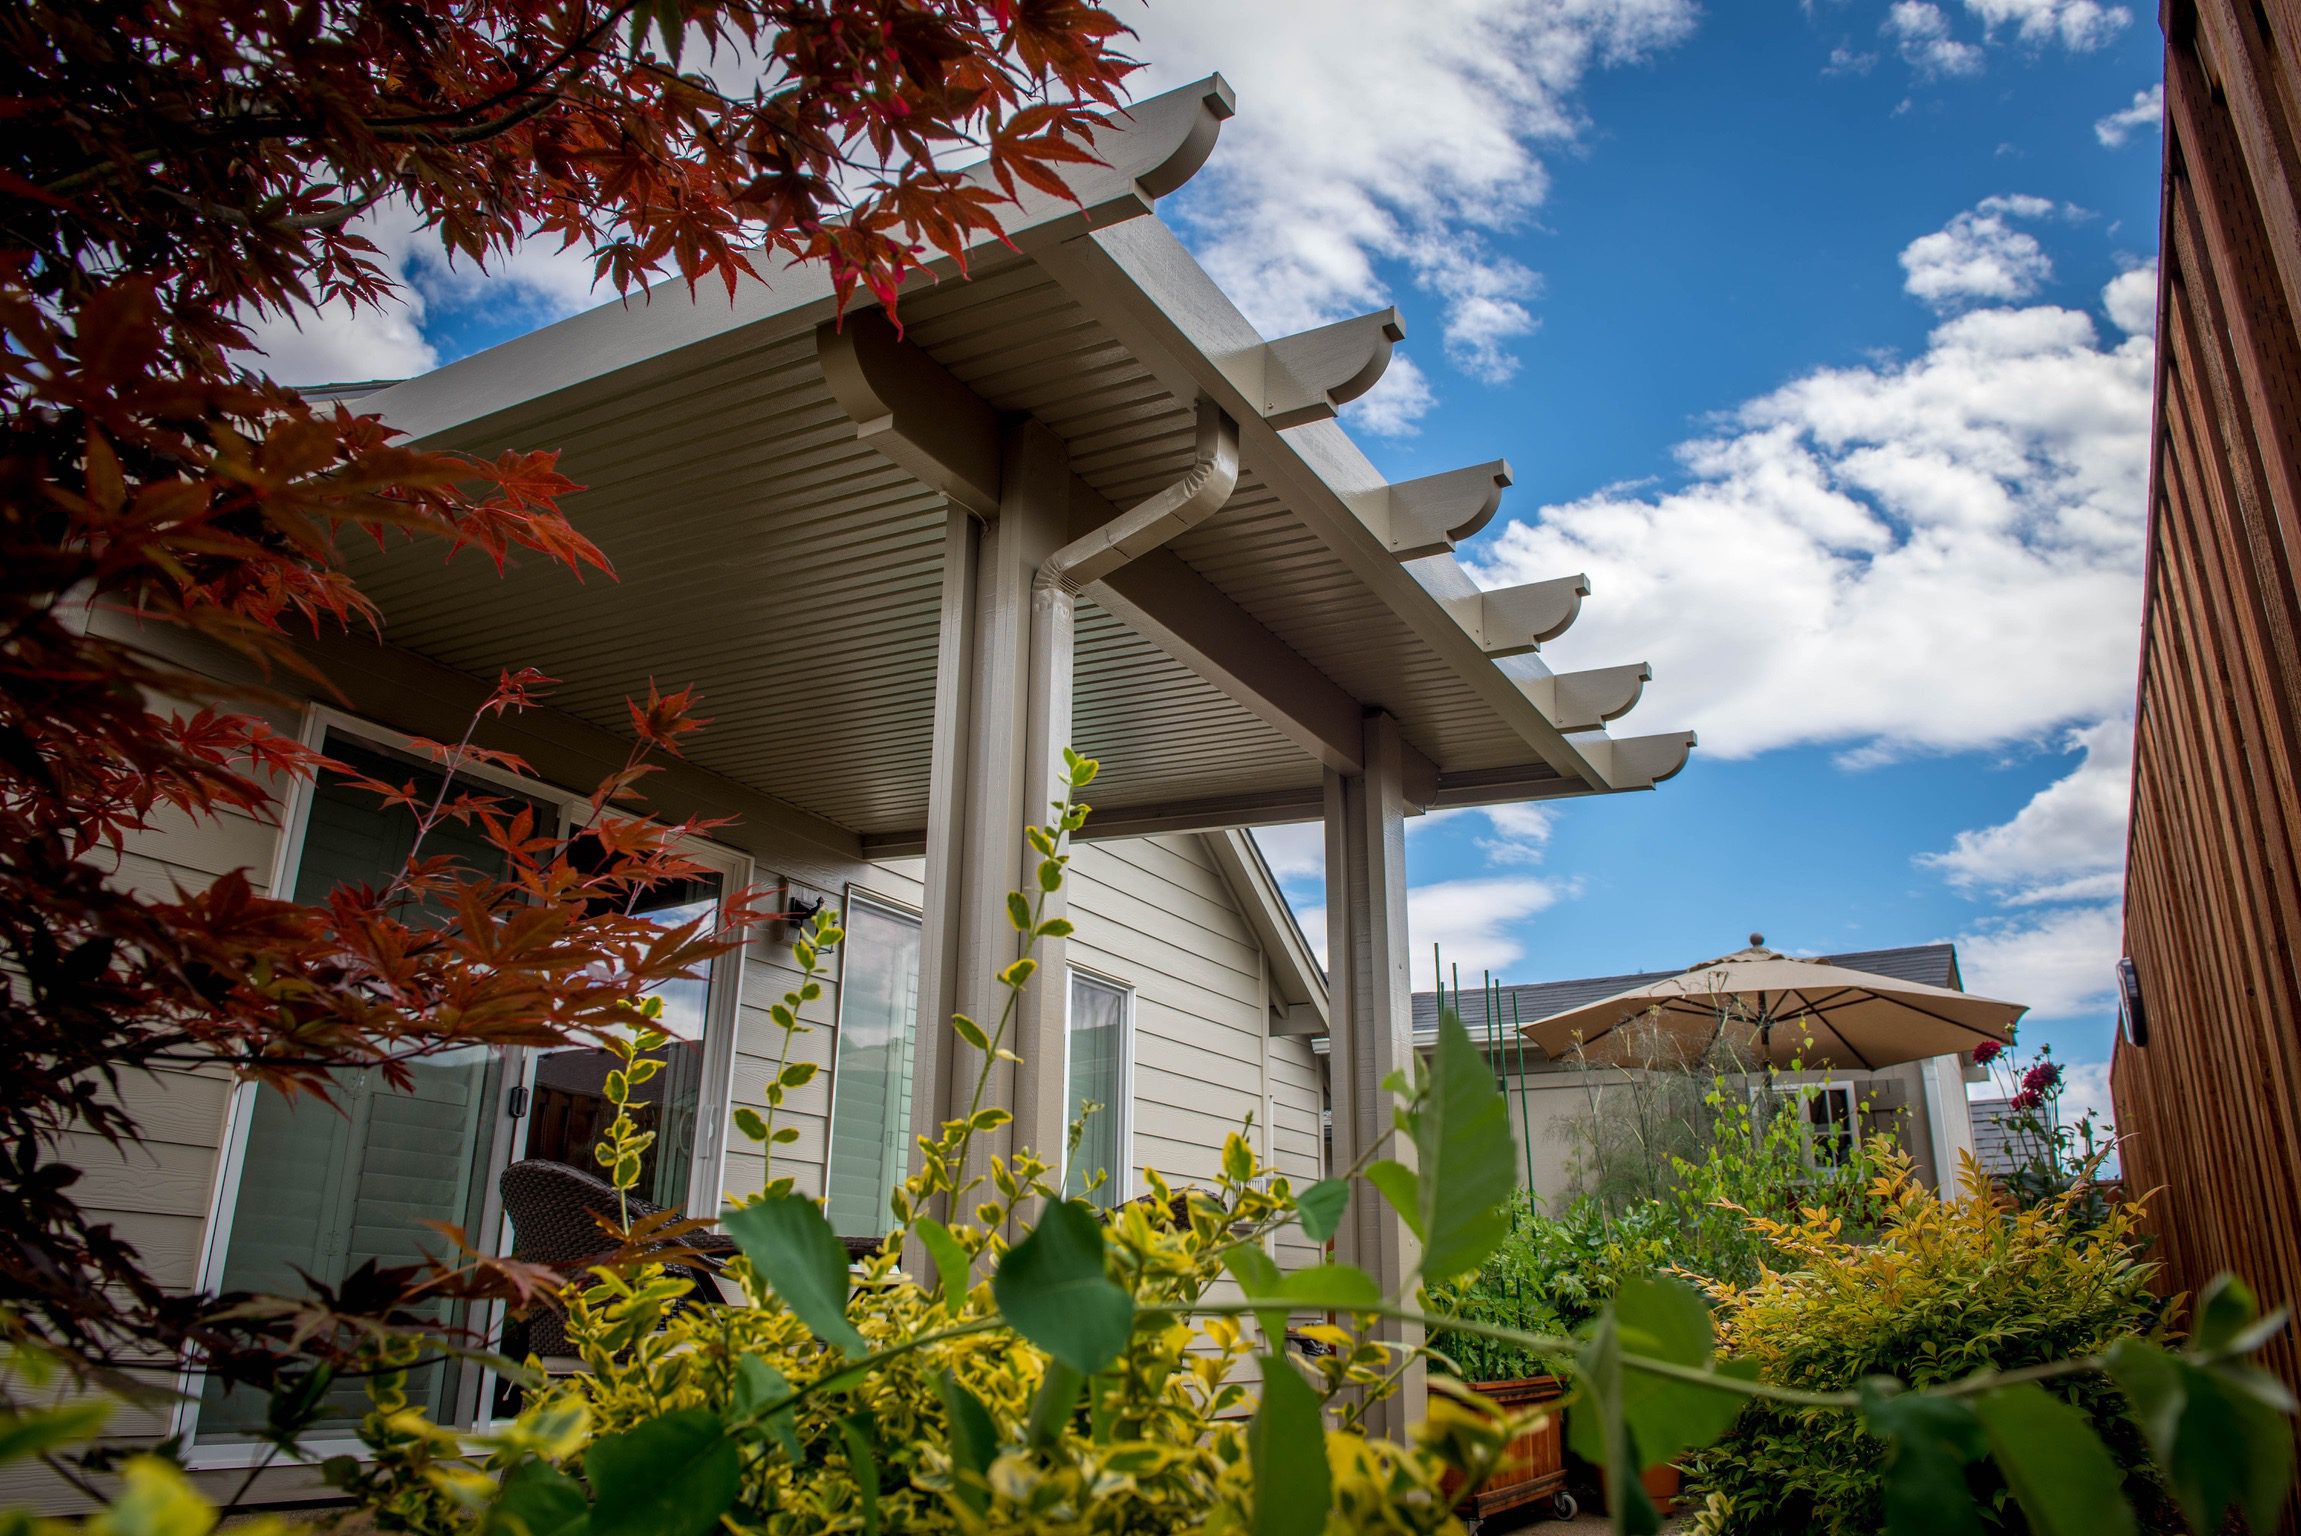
{"left": 825, "top": 896, "right": 923, "bottom": 1238}
{"left": 1806, "top": 1083, "right": 1859, "bottom": 1166}
{"left": 1748, "top": 1080, "right": 1862, "bottom": 1169}
{"left": 1065, "top": 972, "right": 1132, "bottom": 1207}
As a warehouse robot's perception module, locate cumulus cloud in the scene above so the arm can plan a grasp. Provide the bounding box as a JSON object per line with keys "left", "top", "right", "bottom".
{"left": 242, "top": 291, "right": 439, "bottom": 387}
{"left": 1921, "top": 719, "right": 2131, "bottom": 903}
{"left": 1477, "top": 803, "right": 1557, "bottom": 865}
{"left": 1296, "top": 875, "right": 1575, "bottom": 990}
{"left": 2095, "top": 82, "right": 2165, "bottom": 147}
{"left": 237, "top": 198, "right": 610, "bottom": 386}
{"left": 1956, "top": 902, "right": 2124, "bottom": 1018}
{"left": 1251, "top": 822, "right": 1326, "bottom": 889}
{"left": 1900, "top": 195, "right": 2057, "bottom": 309}
{"left": 1963, "top": 0, "right": 2131, "bottom": 50}
{"left": 1345, "top": 355, "right": 1440, "bottom": 438}
{"left": 2103, "top": 261, "right": 2158, "bottom": 336}
{"left": 1470, "top": 263, "right": 2153, "bottom": 762}
{"left": 1132, "top": 0, "right": 1699, "bottom": 433}
{"left": 1885, "top": 2, "right": 1986, "bottom": 76}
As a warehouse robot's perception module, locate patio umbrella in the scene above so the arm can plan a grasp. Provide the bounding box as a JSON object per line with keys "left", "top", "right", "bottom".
{"left": 1518, "top": 935, "right": 2024, "bottom": 1073}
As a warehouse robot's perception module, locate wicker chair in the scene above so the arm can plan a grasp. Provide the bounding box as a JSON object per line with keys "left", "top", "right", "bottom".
{"left": 497, "top": 1159, "right": 737, "bottom": 1357}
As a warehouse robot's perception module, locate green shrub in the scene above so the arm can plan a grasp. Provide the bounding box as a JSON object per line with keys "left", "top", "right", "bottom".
{"left": 1683, "top": 1150, "right": 2171, "bottom": 1535}
{"left": 1428, "top": 1197, "right": 1680, "bottom": 1382}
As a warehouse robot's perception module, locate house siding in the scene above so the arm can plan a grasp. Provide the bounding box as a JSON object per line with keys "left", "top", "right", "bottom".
{"left": 2112, "top": 12, "right": 2301, "bottom": 1520}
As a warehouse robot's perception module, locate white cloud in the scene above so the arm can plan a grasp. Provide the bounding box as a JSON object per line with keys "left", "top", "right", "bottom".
{"left": 1471, "top": 263, "right": 2153, "bottom": 762}
{"left": 2055, "top": 1055, "right": 2116, "bottom": 1131}
{"left": 1956, "top": 902, "right": 2124, "bottom": 1018}
{"left": 1964, "top": 0, "right": 2131, "bottom": 50}
{"left": 1477, "top": 803, "right": 1557, "bottom": 865}
{"left": 1920, "top": 719, "right": 2131, "bottom": 902}
{"left": 1131, "top": 0, "right": 1700, "bottom": 431}
{"left": 1345, "top": 354, "right": 1440, "bottom": 437}
{"left": 238, "top": 199, "right": 612, "bottom": 386}
{"left": 1900, "top": 195, "right": 2056, "bottom": 309}
{"left": 1296, "top": 875, "right": 1574, "bottom": 989}
{"left": 2103, "top": 260, "right": 2158, "bottom": 336}
{"left": 242, "top": 291, "right": 439, "bottom": 387}
{"left": 1885, "top": 2, "right": 1986, "bottom": 76}
{"left": 2095, "top": 82, "right": 2164, "bottom": 147}
{"left": 1250, "top": 822, "right": 1325, "bottom": 888}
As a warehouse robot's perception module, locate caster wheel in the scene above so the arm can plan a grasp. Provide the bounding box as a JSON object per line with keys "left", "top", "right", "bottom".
{"left": 1549, "top": 1491, "right": 1580, "bottom": 1521}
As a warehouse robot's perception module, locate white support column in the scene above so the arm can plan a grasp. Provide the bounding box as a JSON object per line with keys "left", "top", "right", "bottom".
{"left": 1324, "top": 710, "right": 1423, "bottom": 1437}
{"left": 910, "top": 505, "right": 981, "bottom": 1206}
{"left": 909, "top": 427, "right": 1072, "bottom": 1200}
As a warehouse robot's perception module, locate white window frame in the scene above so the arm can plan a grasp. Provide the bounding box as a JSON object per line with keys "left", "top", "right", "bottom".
{"left": 1061, "top": 967, "right": 1136, "bottom": 1207}
{"left": 819, "top": 886, "right": 925, "bottom": 1238}
{"left": 1750, "top": 1078, "right": 1862, "bottom": 1170}
{"left": 1806, "top": 1081, "right": 1861, "bottom": 1166}
{"left": 175, "top": 704, "right": 751, "bottom": 1462}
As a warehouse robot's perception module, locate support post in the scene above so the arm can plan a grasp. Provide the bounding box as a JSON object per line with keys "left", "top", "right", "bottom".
{"left": 909, "top": 425, "right": 1072, "bottom": 1202}
{"left": 1324, "top": 710, "right": 1423, "bottom": 1436}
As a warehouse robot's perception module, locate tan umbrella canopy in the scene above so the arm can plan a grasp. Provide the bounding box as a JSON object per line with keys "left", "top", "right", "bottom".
{"left": 1519, "top": 935, "right": 2025, "bottom": 1072}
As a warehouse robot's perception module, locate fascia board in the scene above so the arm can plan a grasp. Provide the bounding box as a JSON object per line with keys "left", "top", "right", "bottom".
{"left": 361, "top": 76, "right": 1237, "bottom": 446}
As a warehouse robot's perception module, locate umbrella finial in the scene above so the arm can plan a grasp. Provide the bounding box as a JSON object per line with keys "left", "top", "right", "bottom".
{"left": 1750, "top": 931, "right": 1765, "bottom": 947}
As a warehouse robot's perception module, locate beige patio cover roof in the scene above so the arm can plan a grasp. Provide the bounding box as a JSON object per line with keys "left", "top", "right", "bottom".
{"left": 1519, "top": 944, "right": 2024, "bottom": 1071}
{"left": 334, "top": 75, "right": 1693, "bottom": 863}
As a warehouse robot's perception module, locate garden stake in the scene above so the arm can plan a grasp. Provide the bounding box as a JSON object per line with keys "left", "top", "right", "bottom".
{"left": 1512, "top": 990, "right": 1536, "bottom": 1197}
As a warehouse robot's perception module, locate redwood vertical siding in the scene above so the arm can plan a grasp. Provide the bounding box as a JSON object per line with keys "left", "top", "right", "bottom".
{"left": 2114, "top": 3, "right": 2301, "bottom": 1519}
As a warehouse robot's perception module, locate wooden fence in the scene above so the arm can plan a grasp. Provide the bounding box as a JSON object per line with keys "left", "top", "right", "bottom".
{"left": 2112, "top": 1, "right": 2301, "bottom": 1524}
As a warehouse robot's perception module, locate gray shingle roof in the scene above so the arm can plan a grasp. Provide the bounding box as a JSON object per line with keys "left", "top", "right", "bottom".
{"left": 1410, "top": 942, "right": 1965, "bottom": 1044}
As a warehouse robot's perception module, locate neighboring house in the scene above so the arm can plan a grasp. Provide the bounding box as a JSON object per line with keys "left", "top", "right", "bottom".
{"left": 27, "top": 75, "right": 1692, "bottom": 1502}
{"left": 2110, "top": 5, "right": 2301, "bottom": 1510}
{"left": 1376, "top": 944, "right": 1981, "bottom": 1203}
{"left": 1967, "top": 1098, "right": 2023, "bottom": 1180}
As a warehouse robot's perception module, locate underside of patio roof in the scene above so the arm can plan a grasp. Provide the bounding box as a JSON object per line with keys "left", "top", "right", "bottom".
{"left": 345, "top": 75, "right": 1693, "bottom": 856}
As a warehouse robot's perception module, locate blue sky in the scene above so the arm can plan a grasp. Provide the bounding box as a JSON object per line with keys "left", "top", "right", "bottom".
{"left": 252, "top": 0, "right": 2166, "bottom": 1129}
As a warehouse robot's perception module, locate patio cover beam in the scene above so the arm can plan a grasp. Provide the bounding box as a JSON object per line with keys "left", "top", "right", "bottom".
{"left": 818, "top": 310, "right": 1387, "bottom": 780}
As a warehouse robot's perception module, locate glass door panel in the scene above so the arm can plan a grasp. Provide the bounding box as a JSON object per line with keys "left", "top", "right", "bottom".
{"left": 197, "top": 735, "right": 538, "bottom": 1445}
{"left": 514, "top": 875, "right": 722, "bottom": 1213}
{"left": 825, "top": 899, "right": 923, "bottom": 1239}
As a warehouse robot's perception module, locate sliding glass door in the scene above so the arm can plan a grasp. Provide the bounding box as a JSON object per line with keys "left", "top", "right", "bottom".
{"left": 193, "top": 724, "right": 745, "bottom": 1449}
{"left": 197, "top": 735, "right": 533, "bottom": 1444}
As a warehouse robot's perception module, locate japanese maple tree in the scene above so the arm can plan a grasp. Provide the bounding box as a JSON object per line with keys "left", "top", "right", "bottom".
{"left": 0, "top": 0, "right": 1136, "bottom": 1434}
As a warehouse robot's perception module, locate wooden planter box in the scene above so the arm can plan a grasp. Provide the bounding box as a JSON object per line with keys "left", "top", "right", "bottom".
{"left": 1440, "top": 1374, "right": 1576, "bottom": 1525}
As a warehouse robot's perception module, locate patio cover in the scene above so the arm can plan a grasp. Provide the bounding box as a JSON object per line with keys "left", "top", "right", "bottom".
{"left": 338, "top": 75, "right": 1692, "bottom": 859}
{"left": 331, "top": 75, "right": 1697, "bottom": 1438}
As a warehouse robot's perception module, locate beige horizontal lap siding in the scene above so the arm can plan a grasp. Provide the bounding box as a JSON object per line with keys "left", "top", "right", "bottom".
{"left": 1060, "top": 835, "right": 1267, "bottom": 1200}
{"left": 1267, "top": 1036, "right": 1326, "bottom": 1273}
{"left": 724, "top": 861, "right": 929, "bottom": 1210}
{"left": 64, "top": 776, "right": 281, "bottom": 1283}
{"left": 16, "top": 740, "right": 284, "bottom": 1511}
{"left": 719, "top": 942, "right": 840, "bottom": 1205}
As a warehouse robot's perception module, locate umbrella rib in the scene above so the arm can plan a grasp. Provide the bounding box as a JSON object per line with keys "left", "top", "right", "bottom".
{"left": 1879, "top": 996, "right": 2019, "bottom": 1042}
